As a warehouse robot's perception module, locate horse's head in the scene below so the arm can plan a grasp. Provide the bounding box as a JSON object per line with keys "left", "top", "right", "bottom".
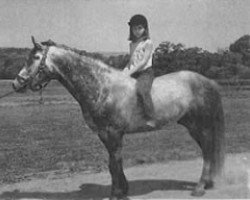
{"left": 13, "top": 36, "right": 56, "bottom": 93}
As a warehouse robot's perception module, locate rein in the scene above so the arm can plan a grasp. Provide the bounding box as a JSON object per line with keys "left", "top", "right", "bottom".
{"left": 0, "top": 90, "right": 15, "bottom": 100}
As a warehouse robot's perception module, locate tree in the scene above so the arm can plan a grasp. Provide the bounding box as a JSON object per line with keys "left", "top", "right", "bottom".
{"left": 153, "top": 41, "right": 213, "bottom": 76}
{"left": 229, "top": 35, "right": 250, "bottom": 66}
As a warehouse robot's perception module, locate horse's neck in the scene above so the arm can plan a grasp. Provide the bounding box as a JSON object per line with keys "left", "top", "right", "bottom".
{"left": 49, "top": 47, "right": 111, "bottom": 112}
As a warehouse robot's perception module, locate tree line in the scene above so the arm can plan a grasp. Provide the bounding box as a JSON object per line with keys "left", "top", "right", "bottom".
{"left": 1, "top": 35, "right": 250, "bottom": 79}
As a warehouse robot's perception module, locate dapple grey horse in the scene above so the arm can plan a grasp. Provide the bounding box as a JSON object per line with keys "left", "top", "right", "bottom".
{"left": 13, "top": 37, "right": 225, "bottom": 200}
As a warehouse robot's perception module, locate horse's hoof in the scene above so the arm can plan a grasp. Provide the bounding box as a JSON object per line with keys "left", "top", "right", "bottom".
{"left": 204, "top": 180, "right": 214, "bottom": 189}
{"left": 191, "top": 188, "right": 205, "bottom": 197}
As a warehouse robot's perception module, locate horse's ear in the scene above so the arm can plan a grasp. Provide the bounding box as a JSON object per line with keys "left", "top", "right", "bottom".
{"left": 31, "top": 36, "right": 42, "bottom": 49}
{"left": 31, "top": 36, "right": 36, "bottom": 45}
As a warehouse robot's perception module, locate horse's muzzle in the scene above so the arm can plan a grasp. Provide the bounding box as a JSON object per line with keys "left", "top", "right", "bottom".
{"left": 12, "top": 76, "right": 28, "bottom": 93}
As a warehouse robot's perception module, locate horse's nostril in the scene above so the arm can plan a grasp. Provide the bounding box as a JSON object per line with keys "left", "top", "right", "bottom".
{"left": 12, "top": 82, "right": 19, "bottom": 91}
{"left": 12, "top": 80, "right": 27, "bottom": 93}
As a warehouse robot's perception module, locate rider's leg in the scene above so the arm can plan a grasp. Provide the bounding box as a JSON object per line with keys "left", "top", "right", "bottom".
{"left": 135, "top": 67, "right": 156, "bottom": 127}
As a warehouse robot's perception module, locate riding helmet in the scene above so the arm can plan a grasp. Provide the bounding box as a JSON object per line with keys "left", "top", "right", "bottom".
{"left": 128, "top": 14, "right": 148, "bottom": 29}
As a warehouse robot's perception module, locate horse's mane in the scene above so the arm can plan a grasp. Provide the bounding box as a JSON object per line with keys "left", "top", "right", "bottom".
{"left": 41, "top": 39, "right": 118, "bottom": 72}
{"left": 41, "top": 39, "right": 89, "bottom": 57}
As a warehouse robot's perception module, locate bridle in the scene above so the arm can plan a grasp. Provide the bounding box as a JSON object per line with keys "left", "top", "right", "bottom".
{"left": 16, "top": 45, "right": 52, "bottom": 91}
{"left": 1, "top": 45, "right": 52, "bottom": 100}
{"left": 38, "top": 46, "right": 50, "bottom": 74}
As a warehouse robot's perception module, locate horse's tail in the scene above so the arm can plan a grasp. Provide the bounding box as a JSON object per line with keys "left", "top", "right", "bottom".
{"left": 209, "top": 80, "right": 225, "bottom": 180}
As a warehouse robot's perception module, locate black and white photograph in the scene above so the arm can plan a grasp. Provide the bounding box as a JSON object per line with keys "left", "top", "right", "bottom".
{"left": 0, "top": 0, "right": 249, "bottom": 199}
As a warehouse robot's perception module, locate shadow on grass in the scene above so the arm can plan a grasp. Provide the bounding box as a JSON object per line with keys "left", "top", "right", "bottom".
{"left": 0, "top": 179, "right": 196, "bottom": 199}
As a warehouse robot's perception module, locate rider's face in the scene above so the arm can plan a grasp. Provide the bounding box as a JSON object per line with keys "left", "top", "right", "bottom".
{"left": 132, "top": 25, "right": 145, "bottom": 39}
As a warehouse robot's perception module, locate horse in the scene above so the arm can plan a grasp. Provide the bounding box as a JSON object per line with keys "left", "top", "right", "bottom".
{"left": 13, "top": 37, "right": 225, "bottom": 200}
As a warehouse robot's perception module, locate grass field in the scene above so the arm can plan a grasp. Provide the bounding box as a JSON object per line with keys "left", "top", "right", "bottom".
{"left": 0, "top": 80, "right": 250, "bottom": 184}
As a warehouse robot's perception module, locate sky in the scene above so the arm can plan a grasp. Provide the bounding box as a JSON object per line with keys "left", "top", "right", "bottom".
{"left": 0, "top": 0, "right": 250, "bottom": 53}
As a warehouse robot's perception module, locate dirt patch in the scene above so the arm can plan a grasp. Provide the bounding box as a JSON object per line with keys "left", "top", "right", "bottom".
{"left": 0, "top": 153, "right": 249, "bottom": 199}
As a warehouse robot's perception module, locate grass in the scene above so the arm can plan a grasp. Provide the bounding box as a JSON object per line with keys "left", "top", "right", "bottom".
{"left": 0, "top": 80, "right": 250, "bottom": 184}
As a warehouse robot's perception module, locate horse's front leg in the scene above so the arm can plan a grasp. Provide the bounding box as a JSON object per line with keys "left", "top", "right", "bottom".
{"left": 98, "top": 130, "right": 128, "bottom": 200}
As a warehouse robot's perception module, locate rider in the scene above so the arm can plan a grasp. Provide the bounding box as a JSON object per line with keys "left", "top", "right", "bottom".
{"left": 123, "top": 14, "right": 156, "bottom": 127}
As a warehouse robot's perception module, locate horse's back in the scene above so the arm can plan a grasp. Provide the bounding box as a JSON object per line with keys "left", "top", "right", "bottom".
{"left": 153, "top": 70, "right": 219, "bottom": 96}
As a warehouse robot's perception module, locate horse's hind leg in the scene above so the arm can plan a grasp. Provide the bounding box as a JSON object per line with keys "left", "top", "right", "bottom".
{"left": 178, "top": 115, "right": 214, "bottom": 196}
{"left": 98, "top": 130, "right": 128, "bottom": 200}
{"left": 192, "top": 130, "right": 215, "bottom": 196}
